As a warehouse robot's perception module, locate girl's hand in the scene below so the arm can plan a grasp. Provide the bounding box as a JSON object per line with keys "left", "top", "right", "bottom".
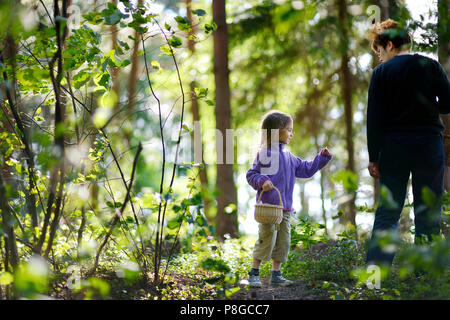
{"left": 320, "top": 147, "right": 332, "bottom": 157}
{"left": 262, "top": 180, "right": 274, "bottom": 191}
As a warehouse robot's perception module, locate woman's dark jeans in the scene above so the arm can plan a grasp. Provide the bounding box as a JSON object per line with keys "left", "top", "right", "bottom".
{"left": 366, "top": 133, "right": 444, "bottom": 266}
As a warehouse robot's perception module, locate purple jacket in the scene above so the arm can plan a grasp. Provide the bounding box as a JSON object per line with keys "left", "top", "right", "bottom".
{"left": 247, "top": 143, "right": 332, "bottom": 211}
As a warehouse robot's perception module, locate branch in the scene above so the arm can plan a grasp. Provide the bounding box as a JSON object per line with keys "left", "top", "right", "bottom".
{"left": 91, "top": 142, "right": 143, "bottom": 274}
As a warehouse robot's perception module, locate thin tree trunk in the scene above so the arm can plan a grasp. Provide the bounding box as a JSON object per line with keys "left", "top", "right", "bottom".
{"left": 213, "top": 0, "right": 239, "bottom": 241}
{"left": 111, "top": 0, "right": 120, "bottom": 112}
{"left": 1, "top": 5, "right": 39, "bottom": 231}
{"left": 299, "top": 181, "right": 309, "bottom": 215}
{"left": 337, "top": 0, "right": 357, "bottom": 233}
{"left": 126, "top": 0, "right": 143, "bottom": 113}
{"left": 36, "top": 0, "right": 69, "bottom": 256}
{"left": 91, "top": 143, "right": 143, "bottom": 274}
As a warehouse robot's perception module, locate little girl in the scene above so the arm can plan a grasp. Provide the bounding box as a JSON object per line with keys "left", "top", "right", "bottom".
{"left": 246, "top": 110, "right": 332, "bottom": 287}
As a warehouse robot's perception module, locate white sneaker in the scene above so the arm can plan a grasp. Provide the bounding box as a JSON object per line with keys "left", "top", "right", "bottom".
{"left": 248, "top": 270, "right": 262, "bottom": 287}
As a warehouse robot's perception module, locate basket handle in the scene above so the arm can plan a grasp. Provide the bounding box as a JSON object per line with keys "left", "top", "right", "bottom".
{"left": 258, "top": 185, "right": 283, "bottom": 207}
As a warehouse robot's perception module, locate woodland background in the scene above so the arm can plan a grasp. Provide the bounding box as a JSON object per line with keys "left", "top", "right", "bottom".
{"left": 0, "top": 0, "right": 449, "bottom": 300}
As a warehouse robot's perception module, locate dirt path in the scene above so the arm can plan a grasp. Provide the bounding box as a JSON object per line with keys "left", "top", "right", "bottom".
{"left": 231, "top": 278, "right": 330, "bottom": 300}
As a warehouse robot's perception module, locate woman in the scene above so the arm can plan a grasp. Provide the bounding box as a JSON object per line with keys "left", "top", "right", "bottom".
{"left": 366, "top": 19, "right": 450, "bottom": 266}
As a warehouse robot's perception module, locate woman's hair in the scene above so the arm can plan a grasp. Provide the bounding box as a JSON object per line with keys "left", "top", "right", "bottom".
{"left": 260, "top": 110, "right": 292, "bottom": 146}
{"left": 368, "top": 19, "right": 411, "bottom": 52}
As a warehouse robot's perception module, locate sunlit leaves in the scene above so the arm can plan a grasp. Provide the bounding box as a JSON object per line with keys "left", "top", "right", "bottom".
{"left": 204, "top": 22, "right": 217, "bottom": 34}
{"left": 0, "top": 272, "right": 13, "bottom": 285}
{"left": 160, "top": 44, "right": 174, "bottom": 56}
{"left": 13, "top": 256, "right": 51, "bottom": 299}
{"left": 169, "top": 36, "right": 182, "bottom": 48}
{"left": 174, "top": 16, "right": 191, "bottom": 32}
{"left": 82, "top": 11, "right": 104, "bottom": 25}
{"left": 101, "top": 2, "right": 127, "bottom": 25}
{"left": 194, "top": 87, "right": 208, "bottom": 99}
{"left": 331, "top": 170, "right": 359, "bottom": 193}
{"left": 72, "top": 70, "right": 93, "bottom": 89}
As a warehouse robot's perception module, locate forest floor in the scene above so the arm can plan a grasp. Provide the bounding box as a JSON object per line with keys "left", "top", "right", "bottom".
{"left": 230, "top": 279, "right": 329, "bottom": 300}
{"left": 43, "top": 238, "right": 448, "bottom": 300}
{"left": 49, "top": 268, "right": 329, "bottom": 300}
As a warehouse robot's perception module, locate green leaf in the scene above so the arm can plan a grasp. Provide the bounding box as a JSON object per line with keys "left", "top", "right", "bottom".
{"left": 97, "top": 73, "right": 110, "bottom": 88}
{"left": 72, "top": 70, "right": 92, "bottom": 89}
{"left": 101, "top": 2, "right": 126, "bottom": 25}
{"left": 200, "top": 258, "right": 230, "bottom": 273}
{"left": 174, "top": 16, "right": 191, "bottom": 32}
{"left": 194, "top": 87, "right": 208, "bottom": 98}
{"left": 117, "top": 39, "right": 130, "bottom": 51}
{"left": 167, "top": 214, "right": 184, "bottom": 229}
{"left": 182, "top": 124, "right": 191, "bottom": 133}
{"left": 151, "top": 60, "right": 160, "bottom": 70}
{"left": 121, "top": 59, "right": 131, "bottom": 68}
{"left": 169, "top": 36, "right": 182, "bottom": 48}
{"left": 204, "top": 22, "right": 217, "bottom": 34}
{"left": 192, "top": 9, "right": 206, "bottom": 17}
{"left": 195, "top": 213, "right": 207, "bottom": 227}
{"left": 82, "top": 12, "right": 104, "bottom": 25}
{"left": 160, "top": 45, "right": 173, "bottom": 56}
{"left": 225, "top": 286, "right": 240, "bottom": 298}
{"left": 332, "top": 209, "right": 344, "bottom": 219}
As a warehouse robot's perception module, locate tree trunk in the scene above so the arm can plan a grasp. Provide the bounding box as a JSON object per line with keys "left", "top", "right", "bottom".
{"left": 126, "top": 0, "right": 143, "bottom": 113}
{"left": 337, "top": 0, "right": 357, "bottom": 233}
{"left": 299, "top": 181, "right": 309, "bottom": 216}
{"left": 0, "top": 19, "right": 20, "bottom": 267}
{"left": 111, "top": 0, "right": 120, "bottom": 112}
{"left": 212, "top": 0, "right": 239, "bottom": 241}
{"left": 0, "top": 173, "right": 19, "bottom": 271}
{"left": 1, "top": 2, "right": 39, "bottom": 231}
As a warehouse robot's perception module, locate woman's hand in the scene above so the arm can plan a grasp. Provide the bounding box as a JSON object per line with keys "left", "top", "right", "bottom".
{"left": 320, "top": 147, "right": 332, "bottom": 158}
{"left": 368, "top": 162, "right": 379, "bottom": 179}
{"left": 262, "top": 179, "right": 274, "bottom": 191}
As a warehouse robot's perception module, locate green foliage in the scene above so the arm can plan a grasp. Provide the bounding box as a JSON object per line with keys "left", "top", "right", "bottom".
{"left": 13, "top": 256, "right": 51, "bottom": 299}
{"left": 291, "top": 214, "right": 328, "bottom": 249}
{"left": 172, "top": 235, "right": 253, "bottom": 298}
{"left": 294, "top": 240, "right": 364, "bottom": 283}
{"left": 0, "top": 0, "right": 448, "bottom": 301}
{"left": 331, "top": 170, "right": 359, "bottom": 193}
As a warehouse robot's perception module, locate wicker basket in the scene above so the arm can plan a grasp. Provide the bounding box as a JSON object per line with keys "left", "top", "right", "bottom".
{"left": 254, "top": 186, "right": 283, "bottom": 225}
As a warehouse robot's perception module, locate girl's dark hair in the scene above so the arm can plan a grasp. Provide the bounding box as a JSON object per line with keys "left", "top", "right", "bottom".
{"left": 369, "top": 19, "right": 411, "bottom": 52}
{"left": 260, "top": 110, "right": 292, "bottom": 146}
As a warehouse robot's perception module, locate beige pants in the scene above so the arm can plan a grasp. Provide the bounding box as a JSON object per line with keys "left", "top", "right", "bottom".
{"left": 252, "top": 210, "right": 291, "bottom": 263}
